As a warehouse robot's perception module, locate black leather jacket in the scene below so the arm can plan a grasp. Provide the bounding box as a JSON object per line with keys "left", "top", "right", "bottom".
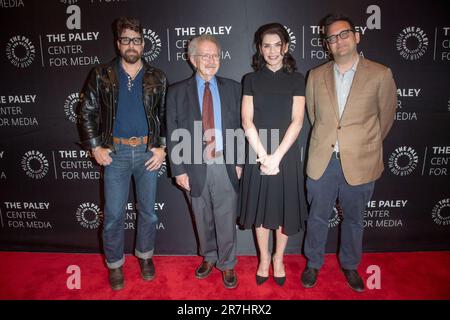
{"left": 78, "top": 58, "right": 167, "bottom": 151}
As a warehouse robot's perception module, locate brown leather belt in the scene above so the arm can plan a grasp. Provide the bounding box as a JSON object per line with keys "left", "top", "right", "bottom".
{"left": 113, "top": 136, "right": 148, "bottom": 147}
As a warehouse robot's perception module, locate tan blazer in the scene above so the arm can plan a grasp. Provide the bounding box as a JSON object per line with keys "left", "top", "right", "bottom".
{"left": 306, "top": 57, "right": 397, "bottom": 185}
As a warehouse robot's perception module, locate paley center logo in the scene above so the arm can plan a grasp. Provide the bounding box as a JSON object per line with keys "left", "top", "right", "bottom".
{"left": 158, "top": 160, "right": 167, "bottom": 178}
{"left": 5, "top": 35, "right": 36, "bottom": 68}
{"left": 432, "top": 199, "right": 450, "bottom": 226}
{"left": 64, "top": 92, "right": 80, "bottom": 123}
{"left": 329, "top": 205, "right": 343, "bottom": 228}
{"left": 396, "top": 26, "right": 429, "bottom": 61}
{"left": 76, "top": 202, "right": 103, "bottom": 229}
{"left": 388, "top": 146, "right": 419, "bottom": 176}
{"left": 284, "top": 25, "right": 296, "bottom": 53}
{"left": 142, "top": 28, "right": 162, "bottom": 62}
{"left": 21, "top": 150, "right": 49, "bottom": 179}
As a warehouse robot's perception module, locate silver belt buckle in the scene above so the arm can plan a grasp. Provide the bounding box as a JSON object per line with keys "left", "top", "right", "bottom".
{"left": 128, "top": 136, "right": 139, "bottom": 147}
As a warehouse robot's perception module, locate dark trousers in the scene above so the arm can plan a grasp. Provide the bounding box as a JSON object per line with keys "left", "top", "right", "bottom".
{"left": 304, "top": 154, "right": 375, "bottom": 270}
{"left": 189, "top": 160, "right": 238, "bottom": 271}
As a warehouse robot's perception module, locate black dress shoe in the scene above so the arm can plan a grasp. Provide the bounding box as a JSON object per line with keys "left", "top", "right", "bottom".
{"left": 109, "top": 266, "right": 124, "bottom": 290}
{"left": 342, "top": 269, "right": 365, "bottom": 292}
{"left": 195, "top": 261, "right": 215, "bottom": 279}
{"left": 256, "top": 274, "right": 269, "bottom": 285}
{"left": 274, "top": 275, "right": 286, "bottom": 286}
{"left": 223, "top": 269, "right": 238, "bottom": 289}
{"left": 138, "top": 258, "right": 155, "bottom": 281}
{"left": 301, "top": 267, "right": 318, "bottom": 288}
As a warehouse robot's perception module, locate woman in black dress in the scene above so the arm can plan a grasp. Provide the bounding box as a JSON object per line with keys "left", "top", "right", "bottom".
{"left": 239, "top": 23, "right": 307, "bottom": 286}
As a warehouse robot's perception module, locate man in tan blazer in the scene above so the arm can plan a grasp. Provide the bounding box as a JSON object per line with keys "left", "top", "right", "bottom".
{"left": 301, "top": 14, "right": 397, "bottom": 292}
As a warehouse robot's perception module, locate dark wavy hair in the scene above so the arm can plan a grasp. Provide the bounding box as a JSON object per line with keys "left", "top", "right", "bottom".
{"left": 115, "top": 17, "right": 143, "bottom": 38}
{"left": 251, "top": 22, "right": 296, "bottom": 73}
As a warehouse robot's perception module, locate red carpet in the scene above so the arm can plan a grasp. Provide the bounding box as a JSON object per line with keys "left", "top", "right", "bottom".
{"left": 0, "top": 251, "right": 449, "bottom": 300}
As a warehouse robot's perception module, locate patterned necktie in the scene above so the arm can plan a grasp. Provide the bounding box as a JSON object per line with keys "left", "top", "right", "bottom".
{"left": 202, "top": 82, "right": 215, "bottom": 159}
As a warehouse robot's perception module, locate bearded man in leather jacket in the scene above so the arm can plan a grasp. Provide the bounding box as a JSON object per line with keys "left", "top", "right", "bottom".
{"left": 78, "top": 17, "right": 167, "bottom": 291}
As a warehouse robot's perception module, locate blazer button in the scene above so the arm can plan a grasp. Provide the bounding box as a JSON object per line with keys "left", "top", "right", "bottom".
{"left": 338, "top": 126, "right": 341, "bottom": 130}
{"left": 331, "top": 144, "right": 335, "bottom": 148}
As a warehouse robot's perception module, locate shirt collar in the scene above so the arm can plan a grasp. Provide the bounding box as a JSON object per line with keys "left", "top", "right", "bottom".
{"left": 117, "top": 59, "right": 144, "bottom": 77}
{"left": 333, "top": 56, "right": 359, "bottom": 75}
{"left": 262, "top": 64, "right": 285, "bottom": 75}
{"left": 196, "top": 74, "right": 217, "bottom": 89}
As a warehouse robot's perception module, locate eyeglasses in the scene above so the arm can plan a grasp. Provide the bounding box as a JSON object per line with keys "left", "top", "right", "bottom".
{"left": 194, "top": 54, "right": 221, "bottom": 61}
{"left": 325, "top": 29, "right": 355, "bottom": 44}
{"left": 119, "top": 37, "right": 143, "bottom": 45}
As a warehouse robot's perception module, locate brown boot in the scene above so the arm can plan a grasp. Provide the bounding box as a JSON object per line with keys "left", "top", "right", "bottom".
{"left": 195, "top": 261, "right": 215, "bottom": 279}
{"left": 138, "top": 258, "right": 155, "bottom": 281}
{"left": 222, "top": 269, "right": 238, "bottom": 289}
{"left": 108, "top": 266, "right": 124, "bottom": 290}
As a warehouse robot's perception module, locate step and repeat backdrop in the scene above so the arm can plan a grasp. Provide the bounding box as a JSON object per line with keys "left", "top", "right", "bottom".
{"left": 0, "top": 0, "right": 449, "bottom": 255}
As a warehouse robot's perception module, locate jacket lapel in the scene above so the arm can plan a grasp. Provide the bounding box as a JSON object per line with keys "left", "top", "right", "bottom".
{"left": 216, "top": 77, "right": 229, "bottom": 138}
{"left": 324, "top": 64, "right": 340, "bottom": 120}
{"left": 108, "top": 59, "right": 120, "bottom": 117}
{"left": 342, "top": 58, "right": 369, "bottom": 121}
{"left": 187, "top": 76, "right": 202, "bottom": 121}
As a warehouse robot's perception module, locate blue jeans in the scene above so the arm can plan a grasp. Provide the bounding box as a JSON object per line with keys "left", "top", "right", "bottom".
{"left": 304, "top": 155, "right": 375, "bottom": 270}
{"left": 103, "top": 143, "right": 158, "bottom": 269}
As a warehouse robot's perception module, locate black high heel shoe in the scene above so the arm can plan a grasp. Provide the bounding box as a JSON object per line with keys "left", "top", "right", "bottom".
{"left": 256, "top": 274, "right": 269, "bottom": 285}
{"left": 273, "top": 275, "right": 286, "bottom": 286}
{"left": 256, "top": 256, "right": 271, "bottom": 285}
{"left": 272, "top": 255, "right": 286, "bottom": 286}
